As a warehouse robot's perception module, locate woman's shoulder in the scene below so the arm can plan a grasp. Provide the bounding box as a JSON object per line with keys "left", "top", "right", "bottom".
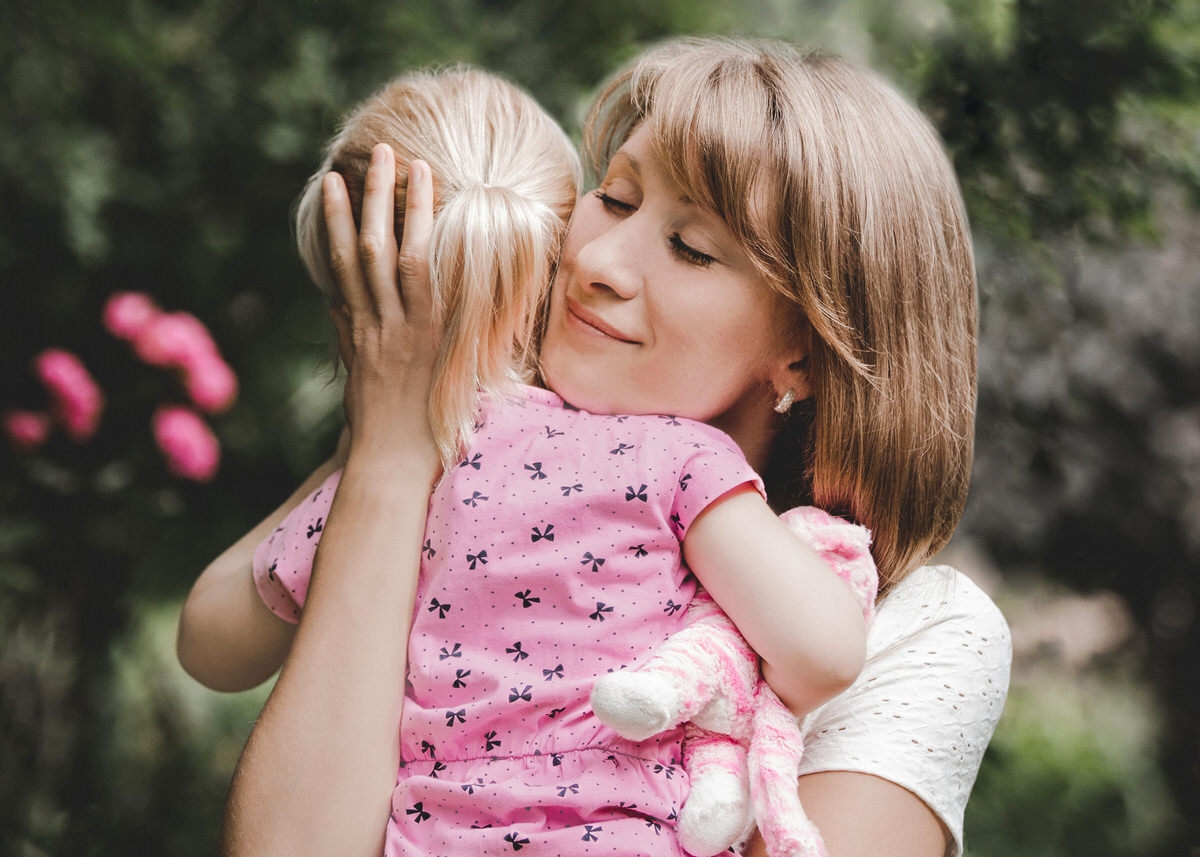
{"left": 797, "top": 562, "right": 1012, "bottom": 857}
{"left": 868, "top": 563, "right": 1011, "bottom": 658}
{"left": 857, "top": 563, "right": 1012, "bottom": 713}
{"left": 815, "top": 562, "right": 1012, "bottom": 722}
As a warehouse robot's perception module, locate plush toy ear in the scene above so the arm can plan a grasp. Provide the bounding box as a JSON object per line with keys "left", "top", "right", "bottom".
{"left": 779, "top": 506, "right": 878, "bottom": 622}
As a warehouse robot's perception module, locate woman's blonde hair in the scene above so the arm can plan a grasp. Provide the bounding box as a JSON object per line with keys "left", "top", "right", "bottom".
{"left": 584, "top": 38, "right": 977, "bottom": 592}
{"left": 295, "top": 66, "right": 581, "bottom": 468}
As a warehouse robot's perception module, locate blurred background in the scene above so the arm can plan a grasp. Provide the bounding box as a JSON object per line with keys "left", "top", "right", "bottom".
{"left": 2, "top": 0, "right": 1198, "bottom": 854}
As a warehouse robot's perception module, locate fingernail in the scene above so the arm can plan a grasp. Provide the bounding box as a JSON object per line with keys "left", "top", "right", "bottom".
{"left": 409, "top": 160, "right": 424, "bottom": 183}
{"left": 372, "top": 144, "right": 388, "bottom": 165}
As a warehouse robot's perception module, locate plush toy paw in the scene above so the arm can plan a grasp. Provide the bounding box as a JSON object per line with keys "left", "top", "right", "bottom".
{"left": 590, "top": 669, "right": 684, "bottom": 741}
{"left": 679, "top": 725, "right": 756, "bottom": 856}
{"left": 591, "top": 592, "right": 753, "bottom": 742}
{"left": 677, "top": 767, "right": 754, "bottom": 857}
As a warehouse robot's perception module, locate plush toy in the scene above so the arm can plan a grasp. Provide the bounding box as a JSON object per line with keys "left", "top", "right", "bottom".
{"left": 590, "top": 506, "right": 878, "bottom": 857}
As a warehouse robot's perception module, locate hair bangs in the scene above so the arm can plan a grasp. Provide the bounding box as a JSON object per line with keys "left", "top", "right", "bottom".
{"left": 643, "top": 52, "right": 788, "bottom": 255}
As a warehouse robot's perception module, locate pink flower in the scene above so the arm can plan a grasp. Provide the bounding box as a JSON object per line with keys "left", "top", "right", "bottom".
{"left": 184, "top": 355, "right": 239, "bottom": 414}
{"left": 152, "top": 405, "right": 220, "bottom": 482}
{"left": 133, "top": 312, "right": 219, "bottom": 370}
{"left": 34, "top": 349, "right": 104, "bottom": 442}
{"left": 103, "top": 292, "right": 161, "bottom": 340}
{"left": 111, "top": 298, "right": 240, "bottom": 415}
{"left": 3, "top": 409, "right": 52, "bottom": 452}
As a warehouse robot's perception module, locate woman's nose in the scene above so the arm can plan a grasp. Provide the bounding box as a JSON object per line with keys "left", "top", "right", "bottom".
{"left": 571, "top": 216, "right": 643, "bottom": 301}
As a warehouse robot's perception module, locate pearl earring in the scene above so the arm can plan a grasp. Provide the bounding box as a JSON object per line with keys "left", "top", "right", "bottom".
{"left": 773, "top": 389, "right": 796, "bottom": 414}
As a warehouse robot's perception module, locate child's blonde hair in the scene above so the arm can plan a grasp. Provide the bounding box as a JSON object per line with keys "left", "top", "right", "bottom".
{"left": 585, "top": 38, "right": 977, "bottom": 592}
{"left": 295, "top": 66, "right": 581, "bottom": 468}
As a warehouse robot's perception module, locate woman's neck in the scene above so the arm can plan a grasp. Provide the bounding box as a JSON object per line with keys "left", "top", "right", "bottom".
{"left": 703, "top": 404, "right": 780, "bottom": 475}
{"left": 529, "top": 363, "right": 778, "bottom": 471}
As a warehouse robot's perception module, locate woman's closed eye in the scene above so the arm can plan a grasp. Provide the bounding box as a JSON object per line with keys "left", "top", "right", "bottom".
{"left": 593, "top": 190, "right": 635, "bottom": 215}
{"left": 669, "top": 233, "right": 715, "bottom": 268}
{"left": 593, "top": 187, "right": 715, "bottom": 267}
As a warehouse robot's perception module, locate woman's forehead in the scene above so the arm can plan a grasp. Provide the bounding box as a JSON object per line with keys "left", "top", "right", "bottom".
{"left": 638, "top": 115, "right": 782, "bottom": 241}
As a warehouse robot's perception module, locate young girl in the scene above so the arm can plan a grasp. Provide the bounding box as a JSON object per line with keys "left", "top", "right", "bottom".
{"left": 180, "top": 63, "right": 870, "bottom": 856}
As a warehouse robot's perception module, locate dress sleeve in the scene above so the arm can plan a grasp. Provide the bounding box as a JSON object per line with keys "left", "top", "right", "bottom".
{"left": 251, "top": 468, "right": 342, "bottom": 624}
{"left": 667, "top": 425, "right": 764, "bottom": 540}
{"left": 795, "top": 565, "right": 1012, "bottom": 857}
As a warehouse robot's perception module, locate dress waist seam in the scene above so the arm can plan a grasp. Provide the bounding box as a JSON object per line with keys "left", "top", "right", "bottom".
{"left": 399, "top": 742, "right": 672, "bottom": 767}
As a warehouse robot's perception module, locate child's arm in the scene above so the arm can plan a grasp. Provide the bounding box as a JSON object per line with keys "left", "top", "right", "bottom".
{"left": 682, "top": 485, "right": 868, "bottom": 717}
{"left": 175, "top": 445, "right": 345, "bottom": 692}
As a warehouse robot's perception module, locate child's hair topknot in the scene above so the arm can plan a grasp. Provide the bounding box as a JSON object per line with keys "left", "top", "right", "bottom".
{"left": 295, "top": 67, "right": 581, "bottom": 469}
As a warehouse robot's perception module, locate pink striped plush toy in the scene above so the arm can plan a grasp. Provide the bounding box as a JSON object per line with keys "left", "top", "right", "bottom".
{"left": 590, "top": 506, "right": 877, "bottom": 857}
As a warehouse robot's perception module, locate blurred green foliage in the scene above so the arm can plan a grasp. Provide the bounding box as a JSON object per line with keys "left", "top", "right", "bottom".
{"left": 962, "top": 575, "right": 1188, "bottom": 855}
{"left": 2, "top": 0, "right": 1198, "bottom": 854}
{"left": 968, "top": 664, "right": 1179, "bottom": 856}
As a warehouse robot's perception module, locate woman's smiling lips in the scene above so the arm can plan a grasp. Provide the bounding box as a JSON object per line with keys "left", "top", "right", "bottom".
{"left": 564, "top": 297, "right": 640, "bottom": 344}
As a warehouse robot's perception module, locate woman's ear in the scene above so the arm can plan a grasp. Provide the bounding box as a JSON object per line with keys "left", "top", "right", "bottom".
{"left": 771, "top": 327, "right": 812, "bottom": 408}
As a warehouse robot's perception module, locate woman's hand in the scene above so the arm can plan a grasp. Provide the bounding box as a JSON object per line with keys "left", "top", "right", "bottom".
{"left": 221, "top": 146, "right": 445, "bottom": 857}
{"left": 223, "top": 148, "right": 441, "bottom": 857}
{"left": 323, "top": 144, "right": 441, "bottom": 483}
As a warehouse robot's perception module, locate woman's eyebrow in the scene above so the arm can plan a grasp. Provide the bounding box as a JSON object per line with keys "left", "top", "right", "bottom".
{"left": 613, "top": 148, "right": 696, "bottom": 206}
{"left": 610, "top": 151, "right": 640, "bottom": 174}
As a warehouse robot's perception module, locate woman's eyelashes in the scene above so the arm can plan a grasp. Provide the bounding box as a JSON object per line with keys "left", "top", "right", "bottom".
{"left": 593, "top": 188, "right": 716, "bottom": 268}
{"left": 669, "top": 233, "right": 715, "bottom": 268}
{"left": 595, "top": 190, "right": 715, "bottom": 266}
{"left": 594, "top": 189, "right": 635, "bottom": 215}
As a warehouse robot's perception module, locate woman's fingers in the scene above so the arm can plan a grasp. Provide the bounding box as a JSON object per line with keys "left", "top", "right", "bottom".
{"left": 323, "top": 147, "right": 432, "bottom": 332}
{"left": 397, "top": 159, "right": 434, "bottom": 325}
{"left": 322, "top": 170, "right": 367, "bottom": 316}
{"left": 358, "top": 143, "right": 400, "bottom": 316}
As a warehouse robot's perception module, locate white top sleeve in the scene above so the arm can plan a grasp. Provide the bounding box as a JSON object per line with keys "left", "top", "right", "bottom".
{"left": 795, "top": 564, "right": 1012, "bottom": 857}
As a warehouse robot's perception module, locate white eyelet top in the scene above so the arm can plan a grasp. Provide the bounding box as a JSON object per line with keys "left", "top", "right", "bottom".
{"left": 796, "top": 564, "right": 1012, "bottom": 856}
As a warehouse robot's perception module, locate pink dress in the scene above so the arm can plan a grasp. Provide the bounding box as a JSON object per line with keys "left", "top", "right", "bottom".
{"left": 254, "top": 385, "right": 762, "bottom": 856}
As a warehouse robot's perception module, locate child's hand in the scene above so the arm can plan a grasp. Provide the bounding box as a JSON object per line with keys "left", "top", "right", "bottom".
{"left": 322, "top": 145, "right": 442, "bottom": 484}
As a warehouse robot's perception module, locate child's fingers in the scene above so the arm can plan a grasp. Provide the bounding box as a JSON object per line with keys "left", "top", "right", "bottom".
{"left": 358, "top": 143, "right": 400, "bottom": 314}
{"left": 397, "top": 159, "right": 434, "bottom": 324}
{"left": 321, "top": 171, "right": 368, "bottom": 316}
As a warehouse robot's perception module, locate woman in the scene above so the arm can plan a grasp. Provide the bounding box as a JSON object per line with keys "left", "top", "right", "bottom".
{"left": 196, "top": 37, "right": 1009, "bottom": 857}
